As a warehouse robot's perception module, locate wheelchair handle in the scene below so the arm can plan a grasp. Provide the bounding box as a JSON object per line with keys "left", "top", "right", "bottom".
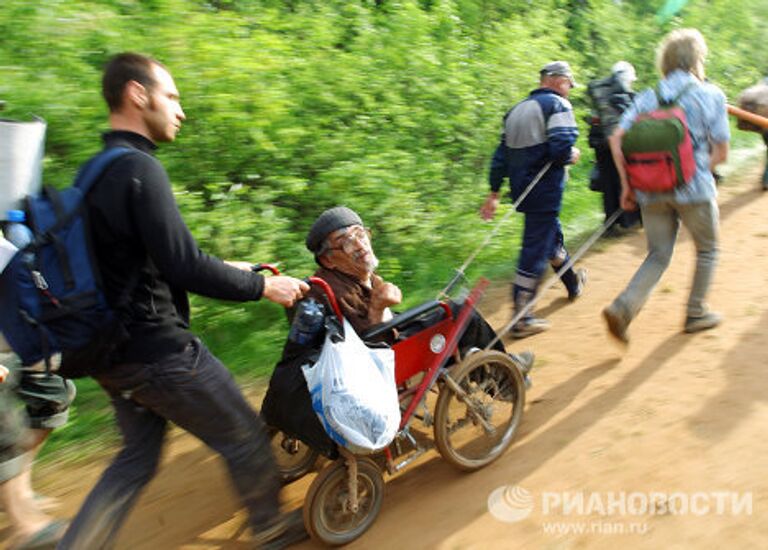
{"left": 306, "top": 276, "right": 344, "bottom": 321}
{"left": 249, "top": 265, "right": 343, "bottom": 319}
{"left": 251, "top": 263, "right": 280, "bottom": 275}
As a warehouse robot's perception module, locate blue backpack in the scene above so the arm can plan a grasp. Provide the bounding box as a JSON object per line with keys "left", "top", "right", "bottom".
{"left": 0, "top": 147, "right": 133, "bottom": 375}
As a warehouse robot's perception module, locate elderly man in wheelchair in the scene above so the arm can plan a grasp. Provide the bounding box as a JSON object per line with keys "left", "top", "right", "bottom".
{"left": 261, "top": 206, "right": 534, "bottom": 465}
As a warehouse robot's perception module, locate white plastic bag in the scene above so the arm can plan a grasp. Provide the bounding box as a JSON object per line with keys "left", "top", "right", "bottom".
{"left": 302, "top": 319, "right": 400, "bottom": 454}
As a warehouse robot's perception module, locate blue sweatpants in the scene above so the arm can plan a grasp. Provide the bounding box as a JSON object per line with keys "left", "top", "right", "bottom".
{"left": 513, "top": 211, "right": 579, "bottom": 317}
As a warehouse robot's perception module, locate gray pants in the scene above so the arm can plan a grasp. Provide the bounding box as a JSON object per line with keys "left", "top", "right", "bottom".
{"left": 58, "top": 339, "right": 280, "bottom": 549}
{"left": 611, "top": 197, "right": 719, "bottom": 321}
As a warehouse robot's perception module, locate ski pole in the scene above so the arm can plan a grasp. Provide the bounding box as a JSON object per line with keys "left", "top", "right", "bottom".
{"left": 439, "top": 161, "right": 553, "bottom": 298}
{"left": 484, "top": 207, "right": 624, "bottom": 349}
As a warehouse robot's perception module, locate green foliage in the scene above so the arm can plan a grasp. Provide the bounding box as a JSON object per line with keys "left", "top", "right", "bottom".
{"left": 2, "top": 0, "right": 766, "bottom": 457}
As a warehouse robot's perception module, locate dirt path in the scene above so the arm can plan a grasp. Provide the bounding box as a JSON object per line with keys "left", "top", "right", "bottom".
{"left": 4, "top": 154, "right": 768, "bottom": 549}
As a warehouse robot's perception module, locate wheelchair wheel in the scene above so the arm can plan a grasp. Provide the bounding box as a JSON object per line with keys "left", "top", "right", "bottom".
{"left": 303, "top": 457, "right": 384, "bottom": 546}
{"left": 434, "top": 350, "right": 525, "bottom": 471}
{"left": 268, "top": 428, "right": 320, "bottom": 484}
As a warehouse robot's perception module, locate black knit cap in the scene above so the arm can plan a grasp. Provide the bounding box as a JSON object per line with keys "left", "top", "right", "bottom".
{"left": 305, "top": 206, "right": 363, "bottom": 254}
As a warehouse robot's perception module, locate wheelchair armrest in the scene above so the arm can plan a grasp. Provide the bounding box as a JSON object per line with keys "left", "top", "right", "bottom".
{"left": 361, "top": 300, "right": 449, "bottom": 340}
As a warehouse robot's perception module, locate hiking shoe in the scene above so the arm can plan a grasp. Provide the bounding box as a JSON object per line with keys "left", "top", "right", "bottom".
{"left": 511, "top": 318, "right": 550, "bottom": 339}
{"left": 255, "top": 509, "right": 308, "bottom": 550}
{"left": 602, "top": 302, "right": 630, "bottom": 344}
{"left": 684, "top": 311, "right": 722, "bottom": 334}
{"left": 568, "top": 268, "right": 588, "bottom": 302}
{"left": 509, "top": 350, "right": 535, "bottom": 374}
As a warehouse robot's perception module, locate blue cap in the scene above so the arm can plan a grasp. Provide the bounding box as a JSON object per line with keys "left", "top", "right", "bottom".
{"left": 7, "top": 210, "right": 26, "bottom": 223}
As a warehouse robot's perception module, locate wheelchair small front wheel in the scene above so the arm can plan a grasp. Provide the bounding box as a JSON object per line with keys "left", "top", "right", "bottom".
{"left": 268, "top": 428, "right": 320, "bottom": 484}
{"left": 434, "top": 350, "right": 525, "bottom": 471}
{"left": 303, "top": 457, "right": 384, "bottom": 546}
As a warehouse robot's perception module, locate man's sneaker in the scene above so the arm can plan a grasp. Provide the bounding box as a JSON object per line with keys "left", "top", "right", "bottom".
{"left": 509, "top": 350, "right": 535, "bottom": 374}
{"left": 255, "top": 509, "right": 309, "bottom": 550}
{"left": 568, "top": 268, "right": 588, "bottom": 302}
{"left": 602, "top": 302, "right": 630, "bottom": 344}
{"left": 511, "top": 317, "right": 550, "bottom": 339}
{"left": 684, "top": 311, "right": 722, "bottom": 334}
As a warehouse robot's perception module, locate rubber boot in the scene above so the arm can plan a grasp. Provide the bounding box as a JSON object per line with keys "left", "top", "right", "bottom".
{"left": 550, "top": 257, "right": 586, "bottom": 301}
{"left": 511, "top": 287, "right": 550, "bottom": 339}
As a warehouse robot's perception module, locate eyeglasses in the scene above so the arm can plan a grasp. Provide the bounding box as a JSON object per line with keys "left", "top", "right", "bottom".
{"left": 322, "top": 226, "right": 372, "bottom": 255}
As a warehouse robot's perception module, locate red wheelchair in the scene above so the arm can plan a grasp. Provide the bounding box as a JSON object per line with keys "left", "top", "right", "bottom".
{"left": 266, "top": 271, "right": 527, "bottom": 546}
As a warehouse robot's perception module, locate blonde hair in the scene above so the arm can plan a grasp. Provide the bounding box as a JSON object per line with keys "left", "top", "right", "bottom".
{"left": 656, "top": 28, "right": 708, "bottom": 81}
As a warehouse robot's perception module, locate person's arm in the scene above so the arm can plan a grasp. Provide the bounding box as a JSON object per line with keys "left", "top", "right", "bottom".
{"left": 480, "top": 192, "right": 500, "bottom": 221}
{"left": 546, "top": 100, "right": 580, "bottom": 166}
{"left": 709, "top": 141, "right": 729, "bottom": 171}
{"left": 131, "top": 159, "right": 306, "bottom": 305}
{"left": 481, "top": 139, "right": 507, "bottom": 220}
{"left": 608, "top": 90, "right": 647, "bottom": 211}
{"left": 368, "top": 282, "right": 402, "bottom": 327}
{"left": 708, "top": 87, "right": 731, "bottom": 172}
{"left": 488, "top": 138, "right": 507, "bottom": 193}
{"left": 608, "top": 127, "right": 637, "bottom": 211}
{"left": 225, "top": 261, "right": 309, "bottom": 307}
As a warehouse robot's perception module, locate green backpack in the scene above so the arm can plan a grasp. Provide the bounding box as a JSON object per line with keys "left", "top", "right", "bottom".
{"left": 621, "top": 84, "right": 696, "bottom": 193}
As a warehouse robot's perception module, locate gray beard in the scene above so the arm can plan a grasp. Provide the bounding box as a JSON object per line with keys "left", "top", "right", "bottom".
{"left": 357, "top": 251, "right": 379, "bottom": 273}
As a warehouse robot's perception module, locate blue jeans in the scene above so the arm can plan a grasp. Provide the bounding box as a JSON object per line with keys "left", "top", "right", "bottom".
{"left": 611, "top": 197, "right": 719, "bottom": 321}
{"left": 58, "top": 339, "right": 280, "bottom": 549}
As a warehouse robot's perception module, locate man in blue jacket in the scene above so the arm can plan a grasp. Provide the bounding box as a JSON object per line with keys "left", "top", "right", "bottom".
{"left": 481, "top": 61, "right": 586, "bottom": 338}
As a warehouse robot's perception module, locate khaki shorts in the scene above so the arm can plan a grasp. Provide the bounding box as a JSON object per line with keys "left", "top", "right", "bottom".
{"left": 0, "top": 356, "right": 27, "bottom": 482}
{"left": 19, "top": 370, "right": 77, "bottom": 429}
{"left": 0, "top": 351, "right": 76, "bottom": 429}
{"left": 0, "top": 351, "right": 76, "bottom": 481}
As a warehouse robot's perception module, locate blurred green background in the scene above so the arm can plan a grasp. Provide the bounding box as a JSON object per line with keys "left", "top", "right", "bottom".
{"left": 1, "top": 0, "right": 766, "bottom": 458}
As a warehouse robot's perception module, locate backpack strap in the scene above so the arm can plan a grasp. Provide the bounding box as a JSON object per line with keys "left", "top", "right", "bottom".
{"left": 74, "top": 145, "right": 144, "bottom": 310}
{"left": 656, "top": 82, "right": 697, "bottom": 107}
{"left": 32, "top": 147, "right": 136, "bottom": 243}
{"left": 74, "top": 146, "right": 134, "bottom": 194}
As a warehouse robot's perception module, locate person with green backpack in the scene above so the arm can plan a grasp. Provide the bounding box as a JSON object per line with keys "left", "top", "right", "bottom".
{"left": 602, "top": 28, "right": 730, "bottom": 343}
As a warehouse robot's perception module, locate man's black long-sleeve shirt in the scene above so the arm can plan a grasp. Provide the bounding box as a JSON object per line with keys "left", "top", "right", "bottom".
{"left": 86, "top": 131, "right": 265, "bottom": 365}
